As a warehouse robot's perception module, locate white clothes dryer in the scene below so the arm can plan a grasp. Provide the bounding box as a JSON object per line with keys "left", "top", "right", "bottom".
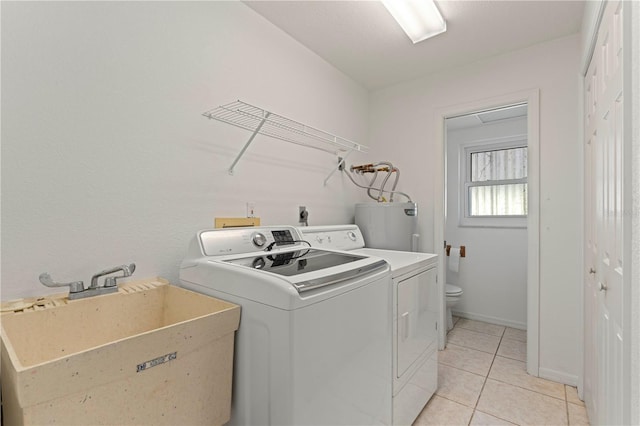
{"left": 180, "top": 226, "right": 393, "bottom": 425}
{"left": 299, "top": 225, "right": 439, "bottom": 426}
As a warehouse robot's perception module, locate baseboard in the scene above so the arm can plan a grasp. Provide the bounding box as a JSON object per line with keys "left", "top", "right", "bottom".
{"left": 539, "top": 367, "right": 578, "bottom": 387}
{"left": 452, "top": 310, "right": 526, "bottom": 330}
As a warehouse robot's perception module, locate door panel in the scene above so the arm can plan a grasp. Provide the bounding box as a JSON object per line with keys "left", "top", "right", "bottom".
{"left": 583, "top": 1, "right": 625, "bottom": 424}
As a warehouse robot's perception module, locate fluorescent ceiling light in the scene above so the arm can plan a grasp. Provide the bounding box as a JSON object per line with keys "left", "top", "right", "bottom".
{"left": 382, "top": 0, "right": 446, "bottom": 44}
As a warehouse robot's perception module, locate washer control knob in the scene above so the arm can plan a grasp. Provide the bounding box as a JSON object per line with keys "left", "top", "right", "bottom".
{"left": 252, "top": 232, "right": 267, "bottom": 247}
{"left": 252, "top": 257, "right": 266, "bottom": 269}
{"left": 316, "top": 236, "right": 324, "bottom": 244}
{"left": 347, "top": 231, "right": 357, "bottom": 241}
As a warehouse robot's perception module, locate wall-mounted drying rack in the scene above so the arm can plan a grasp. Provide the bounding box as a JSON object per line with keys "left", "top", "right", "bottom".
{"left": 202, "top": 100, "right": 369, "bottom": 185}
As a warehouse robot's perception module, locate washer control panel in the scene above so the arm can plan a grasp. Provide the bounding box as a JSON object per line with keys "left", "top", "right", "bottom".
{"left": 271, "top": 230, "right": 295, "bottom": 246}
{"left": 199, "top": 226, "right": 301, "bottom": 256}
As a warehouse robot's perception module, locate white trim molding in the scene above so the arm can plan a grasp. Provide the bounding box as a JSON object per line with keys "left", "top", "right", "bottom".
{"left": 435, "top": 88, "right": 540, "bottom": 375}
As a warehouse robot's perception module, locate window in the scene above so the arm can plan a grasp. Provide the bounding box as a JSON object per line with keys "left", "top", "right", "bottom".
{"left": 460, "top": 139, "right": 528, "bottom": 227}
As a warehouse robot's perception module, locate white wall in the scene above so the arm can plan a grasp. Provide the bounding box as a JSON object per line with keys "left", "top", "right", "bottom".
{"left": 369, "top": 35, "right": 582, "bottom": 383}
{"left": 446, "top": 118, "right": 528, "bottom": 329}
{"left": 0, "top": 2, "right": 373, "bottom": 300}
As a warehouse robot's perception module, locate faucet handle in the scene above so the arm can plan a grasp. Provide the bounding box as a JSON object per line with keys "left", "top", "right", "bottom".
{"left": 39, "top": 273, "right": 85, "bottom": 293}
{"left": 124, "top": 263, "right": 136, "bottom": 276}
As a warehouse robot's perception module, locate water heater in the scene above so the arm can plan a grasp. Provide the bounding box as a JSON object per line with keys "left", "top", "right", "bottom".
{"left": 355, "top": 202, "right": 419, "bottom": 251}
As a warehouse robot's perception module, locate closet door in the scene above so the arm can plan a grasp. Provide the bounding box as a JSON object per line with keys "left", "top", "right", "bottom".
{"left": 583, "top": 1, "right": 626, "bottom": 424}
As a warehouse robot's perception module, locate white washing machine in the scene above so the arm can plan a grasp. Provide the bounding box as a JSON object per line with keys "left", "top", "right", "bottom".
{"left": 180, "top": 226, "right": 393, "bottom": 425}
{"left": 299, "top": 225, "right": 439, "bottom": 426}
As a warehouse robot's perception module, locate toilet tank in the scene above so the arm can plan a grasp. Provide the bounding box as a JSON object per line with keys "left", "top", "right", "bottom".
{"left": 355, "top": 202, "right": 418, "bottom": 251}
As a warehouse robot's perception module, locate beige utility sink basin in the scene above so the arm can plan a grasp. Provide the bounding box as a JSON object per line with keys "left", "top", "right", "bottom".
{"left": 1, "top": 278, "right": 240, "bottom": 426}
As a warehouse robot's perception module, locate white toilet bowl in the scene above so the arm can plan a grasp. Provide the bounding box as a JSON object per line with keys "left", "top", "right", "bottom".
{"left": 446, "top": 284, "right": 463, "bottom": 331}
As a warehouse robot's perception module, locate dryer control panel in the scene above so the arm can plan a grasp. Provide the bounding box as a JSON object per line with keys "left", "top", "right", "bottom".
{"left": 299, "top": 225, "right": 365, "bottom": 251}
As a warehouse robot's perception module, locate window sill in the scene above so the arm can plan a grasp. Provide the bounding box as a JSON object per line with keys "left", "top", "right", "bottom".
{"left": 458, "top": 216, "right": 527, "bottom": 229}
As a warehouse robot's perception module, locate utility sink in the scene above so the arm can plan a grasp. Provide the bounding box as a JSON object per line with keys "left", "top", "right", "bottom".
{"left": 0, "top": 278, "right": 240, "bottom": 426}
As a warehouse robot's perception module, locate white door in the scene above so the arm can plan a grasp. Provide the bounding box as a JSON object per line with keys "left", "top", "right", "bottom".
{"left": 583, "top": 0, "right": 626, "bottom": 424}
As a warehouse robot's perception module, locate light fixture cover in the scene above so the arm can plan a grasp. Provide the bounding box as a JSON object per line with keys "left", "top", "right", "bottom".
{"left": 382, "top": 0, "right": 446, "bottom": 44}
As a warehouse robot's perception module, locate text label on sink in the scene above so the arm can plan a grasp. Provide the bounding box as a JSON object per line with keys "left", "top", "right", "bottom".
{"left": 136, "top": 351, "right": 177, "bottom": 373}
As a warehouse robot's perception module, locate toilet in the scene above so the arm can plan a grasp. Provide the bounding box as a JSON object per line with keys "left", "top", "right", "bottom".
{"left": 445, "top": 284, "right": 463, "bottom": 331}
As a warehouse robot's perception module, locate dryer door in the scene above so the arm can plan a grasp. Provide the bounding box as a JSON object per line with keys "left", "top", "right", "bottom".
{"left": 397, "top": 267, "right": 438, "bottom": 378}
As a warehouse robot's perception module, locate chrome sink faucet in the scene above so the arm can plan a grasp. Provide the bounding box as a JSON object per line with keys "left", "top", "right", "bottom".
{"left": 39, "top": 263, "right": 136, "bottom": 300}
{"left": 90, "top": 263, "right": 136, "bottom": 289}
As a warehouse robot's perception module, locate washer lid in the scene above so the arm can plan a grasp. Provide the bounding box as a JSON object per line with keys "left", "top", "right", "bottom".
{"left": 224, "top": 249, "right": 364, "bottom": 275}
{"left": 223, "top": 248, "right": 388, "bottom": 293}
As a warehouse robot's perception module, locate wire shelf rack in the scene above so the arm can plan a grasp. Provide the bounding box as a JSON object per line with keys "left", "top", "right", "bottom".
{"left": 202, "top": 100, "right": 368, "bottom": 183}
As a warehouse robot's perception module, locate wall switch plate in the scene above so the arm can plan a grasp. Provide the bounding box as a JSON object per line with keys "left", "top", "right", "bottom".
{"left": 246, "top": 202, "right": 256, "bottom": 218}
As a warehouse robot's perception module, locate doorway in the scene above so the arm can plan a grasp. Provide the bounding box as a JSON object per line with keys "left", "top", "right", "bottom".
{"left": 444, "top": 103, "right": 528, "bottom": 330}
{"left": 434, "top": 89, "right": 540, "bottom": 376}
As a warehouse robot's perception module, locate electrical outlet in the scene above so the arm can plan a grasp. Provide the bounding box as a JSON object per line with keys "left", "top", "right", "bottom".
{"left": 299, "top": 206, "right": 309, "bottom": 226}
{"left": 247, "top": 202, "right": 256, "bottom": 218}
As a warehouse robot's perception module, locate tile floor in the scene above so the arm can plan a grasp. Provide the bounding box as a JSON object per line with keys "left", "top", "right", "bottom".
{"left": 413, "top": 317, "right": 590, "bottom": 425}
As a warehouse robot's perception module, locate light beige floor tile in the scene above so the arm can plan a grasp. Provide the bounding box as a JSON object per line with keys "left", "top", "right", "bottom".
{"left": 476, "top": 379, "right": 567, "bottom": 425}
{"left": 568, "top": 402, "right": 590, "bottom": 425}
{"left": 452, "top": 316, "right": 461, "bottom": 326}
{"left": 488, "top": 356, "right": 565, "bottom": 400}
{"left": 496, "top": 337, "right": 527, "bottom": 361}
{"left": 566, "top": 385, "right": 585, "bottom": 406}
{"left": 413, "top": 395, "right": 473, "bottom": 426}
{"left": 503, "top": 327, "right": 527, "bottom": 342}
{"left": 447, "top": 327, "right": 501, "bottom": 354}
{"left": 440, "top": 343, "right": 494, "bottom": 377}
{"left": 436, "top": 364, "right": 485, "bottom": 407}
{"left": 456, "top": 319, "right": 505, "bottom": 337}
{"left": 470, "top": 410, "right": 516, "bottom": 425}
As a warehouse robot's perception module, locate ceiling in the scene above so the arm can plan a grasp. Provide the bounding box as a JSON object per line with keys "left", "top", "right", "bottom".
{"left": 244, "top": 1, "right": 585, "bottom": 90}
